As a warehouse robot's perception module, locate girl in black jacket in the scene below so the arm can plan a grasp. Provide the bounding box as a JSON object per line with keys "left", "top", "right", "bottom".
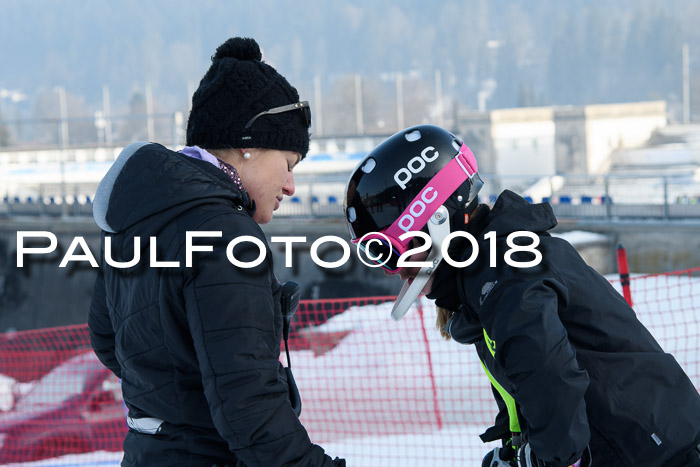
{"left": 89, "top": 37, "right": 343, "bottom": 467}
{"left": 343, "top": 124, "right": 700, "bottom": 467}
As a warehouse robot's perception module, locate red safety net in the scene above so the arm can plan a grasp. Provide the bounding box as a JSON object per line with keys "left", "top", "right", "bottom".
{"left": 0, "top": 269, "right": 699, "bottom": 466}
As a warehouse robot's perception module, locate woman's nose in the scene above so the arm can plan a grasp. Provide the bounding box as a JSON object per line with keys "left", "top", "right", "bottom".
{"left": 283, "top": 172, "right": 295, "bottom": 196}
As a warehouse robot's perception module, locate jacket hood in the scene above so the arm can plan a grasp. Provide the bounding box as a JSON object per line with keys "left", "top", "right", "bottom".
{"left": 93, "top": 143, "right": 253, "bottom": 262}
{"left": 427, "top": 189, "right": 558, "bottom": 340}
{"left": 479, "top": 189, "right": 557, "bottom": 236}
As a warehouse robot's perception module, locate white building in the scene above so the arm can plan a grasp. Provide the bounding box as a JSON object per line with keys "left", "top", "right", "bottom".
{"left": 456, "top": 100, "right": 668, "bottom": 177}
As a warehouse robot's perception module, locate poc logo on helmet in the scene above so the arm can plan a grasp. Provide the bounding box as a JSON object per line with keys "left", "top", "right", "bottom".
{"left": 393, "top": 146, "right": 439, "bottom": 190}
{"left": 398, "top": 186, "right": 438, "bottom": 233}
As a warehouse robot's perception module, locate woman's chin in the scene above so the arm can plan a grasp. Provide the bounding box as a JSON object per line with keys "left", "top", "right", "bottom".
{"left": 253, "top": 210, "right": 273, "bottom": 224}
{"left": 421, "top": 275, "right": 437, "bottom": 295}
{"left": 403, "top": 277, "right": 432, "bottom": 294}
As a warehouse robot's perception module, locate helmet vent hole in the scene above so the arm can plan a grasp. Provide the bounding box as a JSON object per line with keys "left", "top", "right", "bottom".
{"left": 405, "top": 130, "right": 421, "bottom": 142}
{"left": 347, "top": 207, "right": 357, "bottom": 222}
{"left": 452, "top": 139, "right": 461, "bottom": 152}
{"left": 361, "top": 158, "right": 376, "bottom": 173}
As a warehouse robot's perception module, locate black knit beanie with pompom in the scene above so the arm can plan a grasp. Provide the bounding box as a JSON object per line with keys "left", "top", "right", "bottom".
{"left": 186, "top": 37, "right": 310, "bottom": 157}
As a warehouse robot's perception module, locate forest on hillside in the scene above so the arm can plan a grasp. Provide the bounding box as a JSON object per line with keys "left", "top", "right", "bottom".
{"left": 0, "top": 0, "right": 699, "bottom": 145}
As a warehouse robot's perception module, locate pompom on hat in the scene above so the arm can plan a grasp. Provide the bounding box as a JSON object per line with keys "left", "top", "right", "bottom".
{"left": 186, "top": 37, "right": 310, "bottom": 157}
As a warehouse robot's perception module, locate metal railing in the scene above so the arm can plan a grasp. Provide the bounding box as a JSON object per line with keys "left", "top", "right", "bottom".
{"left": 3, "top": 195, "right": 700, "bottom": 221}
{"left": 2, "top": 173, "right": 700, "bottom": 220}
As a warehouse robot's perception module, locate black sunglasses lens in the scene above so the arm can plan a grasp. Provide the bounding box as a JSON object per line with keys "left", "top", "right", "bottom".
{"left": 301, "top": 105, "right": 311, "bottom": 128}
{"left": 359, "top": 238, "right": 400, "bottom": 271}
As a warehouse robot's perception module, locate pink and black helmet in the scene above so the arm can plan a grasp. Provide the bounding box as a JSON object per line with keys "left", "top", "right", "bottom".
{"left": 344, "top": 124, "right": 483, "bottom": 274}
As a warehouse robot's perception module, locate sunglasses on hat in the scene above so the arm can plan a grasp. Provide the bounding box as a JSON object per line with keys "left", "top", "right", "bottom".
{"left": 244, "top": 101, "right": 311, "bottom": 130}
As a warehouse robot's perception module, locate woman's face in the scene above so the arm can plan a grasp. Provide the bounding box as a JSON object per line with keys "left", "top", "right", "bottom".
{"left": 236, "top": 149, "right": 301, "bottom": 224}
{"left": 385, "top": 241, "right": 436, "bottom": 294}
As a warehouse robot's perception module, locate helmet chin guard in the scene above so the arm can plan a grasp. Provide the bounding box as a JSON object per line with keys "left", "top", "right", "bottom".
{"left": 391, "top": 205, "right": 451, "bottom": 320}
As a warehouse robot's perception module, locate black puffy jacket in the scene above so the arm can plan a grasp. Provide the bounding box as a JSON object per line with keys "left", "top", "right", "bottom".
{"left": 88, "top": 143, "right": 335, "bottom": 466}
{"left": 428, "top": 190, "right": 700, "bottom": 467}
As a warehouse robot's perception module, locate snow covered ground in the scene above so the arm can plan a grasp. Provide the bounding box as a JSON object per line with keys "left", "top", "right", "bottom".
{"left": 4, "top": 452, "right": 122, "bottom": 467}
{"left": 3, "top": 272, "right": 699, "bottom": 466}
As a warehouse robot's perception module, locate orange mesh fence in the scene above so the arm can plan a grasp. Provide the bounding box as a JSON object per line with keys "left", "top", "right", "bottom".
{"left": 0, "top": 326, "right": 125, "bottom": 466}
{"left": 608, "top": 267, "right": 700, "bottom": 389}
{"left": 0, "top": 325, "right": 91, "bottom": 383}
{"left": 0, "top": 269, "right": 698, "bottom": 466}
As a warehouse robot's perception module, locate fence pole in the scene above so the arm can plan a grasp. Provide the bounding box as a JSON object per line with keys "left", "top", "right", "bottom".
{"left": 616, "top": 242, "right": 633, "bottom": 307}
{"left": 417, "top": 300, "right": 443, "bottom": 430}
{"left": 314, "top": 75, "right": 323, "bottom": 137}
{"left": 146, "top": 83, "right": 155, "bottom": 142}
{"left": 354, "top": 74, "right": 364, "bottom": 135}
{"left": 683, "top": 43, "right": 691, "bottom": 124}
{"left": 604, "top": 176, "right": 611, "bottom": 219}
{"left": 102, "top": 84, "right": 113, "bottom": 145}
{"left": 663, "top": 176, "right": 670, "bottom": 219}
{"left": 396, "top": 72, "right": 404, "bottom": 131}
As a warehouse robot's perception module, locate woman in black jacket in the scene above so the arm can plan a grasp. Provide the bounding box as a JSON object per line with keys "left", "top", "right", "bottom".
{"left": 343, "top": 124, "right": 700, "bottom": 467}
{"left": 89, "top": 37, "right": 343, "bottom": 466}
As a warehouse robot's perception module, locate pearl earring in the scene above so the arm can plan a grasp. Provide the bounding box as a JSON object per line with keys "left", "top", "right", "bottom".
{"left": 243, "top": 152, "right": 251, "bottom": 160}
